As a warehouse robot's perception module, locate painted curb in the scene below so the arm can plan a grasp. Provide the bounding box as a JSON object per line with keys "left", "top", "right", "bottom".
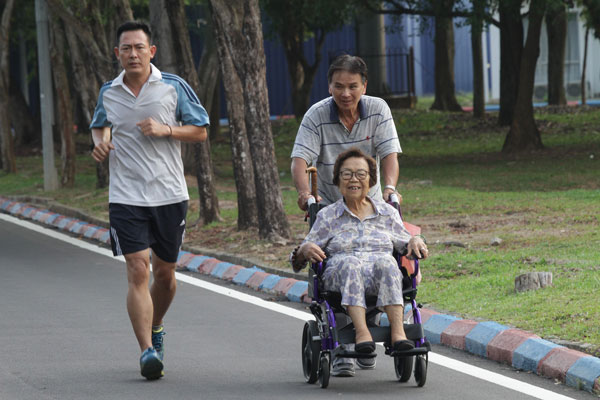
{"left": 512, "top": 337, "right": 560, "bottom": 372}
{"left": 187, "top": 256, "right": 212, "bottom": 272}
{"left": 232, "top": 266, "right": 263, "bottom": 285}
{"left": 245, "top": 271, "right": 271, "bottom": 290}
{"left": 222, "top": 265, "right": 245, "bottom": 281}
{"left": 424, "top": 314, "right": 460, "bottom": 344}
{"left": 2, "top": 195, "right": 599, "bottom": 395}
{"left": 441, "top": 319, "right": 478, "bottom": 351}
{"left": 566, "top": 356, "right": 600, "bottom": 392}
{"left": 538, "top": 347, "right": 585, "bottom": 382}
{"left": 487, "top": 329, "right": 540, "bottom": 365}
{"left": 465, "top": 321, "right": 509, "bottom": 358}
{"left": 258, "top": 274, "right": 282, "bottom": 291}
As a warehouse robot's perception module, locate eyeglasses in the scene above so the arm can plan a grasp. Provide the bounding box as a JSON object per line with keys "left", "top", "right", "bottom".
{"left": 339, "top": 169, "right": 369, "bottom": 180}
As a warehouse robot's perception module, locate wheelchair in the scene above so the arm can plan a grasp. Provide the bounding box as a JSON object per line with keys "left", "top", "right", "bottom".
{"left": 300, "top": 189, "right": 431, "bottom": 389}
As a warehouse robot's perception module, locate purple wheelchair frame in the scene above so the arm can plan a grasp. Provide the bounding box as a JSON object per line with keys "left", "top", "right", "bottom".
{"left": 308, "top": 201, "right": 426, "bottom": 353}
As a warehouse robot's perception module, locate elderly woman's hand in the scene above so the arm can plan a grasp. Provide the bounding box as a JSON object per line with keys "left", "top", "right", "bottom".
{"left": 299, "top": 242, "right": 327, "bottom": 264}
{"left": 407, "top": 235, "right": 429, "bottom": 260}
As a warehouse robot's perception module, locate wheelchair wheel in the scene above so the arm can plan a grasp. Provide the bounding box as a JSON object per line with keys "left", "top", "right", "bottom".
{"left": 394, "top": 356, "right": 413, "bottom": 382}
{"left": 318, "top": 353, "right": 330, "bottom": 389}
{"left": 302, "top": 321, "right": 320, "bottom": 384}
{"left": 414, "top": 355, "right": 427, "bottom": 387}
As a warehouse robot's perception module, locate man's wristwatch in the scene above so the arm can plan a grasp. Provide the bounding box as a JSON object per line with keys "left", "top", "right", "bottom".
{"left": 384, "top": 185, "right": 396, "bottom": 191}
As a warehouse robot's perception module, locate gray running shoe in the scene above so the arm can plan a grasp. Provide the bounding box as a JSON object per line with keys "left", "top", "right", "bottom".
{"left": 356, "top": 357, "right": 376, "bottom": 370}
{"left": 331, "top": 361, "right": 355, "bottom": 377}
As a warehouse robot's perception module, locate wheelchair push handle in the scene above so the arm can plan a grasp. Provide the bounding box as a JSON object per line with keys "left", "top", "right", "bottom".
{"left": 306, "top": 166, "right": 318, "bottom": 198}
{"left": 388, "top": 193, "right": 404, "bottom": 219}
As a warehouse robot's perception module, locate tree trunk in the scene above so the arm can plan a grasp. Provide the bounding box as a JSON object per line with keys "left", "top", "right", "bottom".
{"left": 208, "top": 76, "right": 221, "bottom": 140}
{"left": 581, "top": 26, "right": 589, "bottom": 105}
{"left": 502, "top": 0, "right": 546, "bottom": 153}
{"left": 281, "top": 26, "right": 324, "bottom": 118}
{"left": 471, "top": 0, "right": 485, "bottom": 118}
{"left": 546, "top": 1, "right": 567, "bottom": 106}
{"left": 49, "top": 14, "right": 76, "bottom": 187}
{"left": 47, "top": 0, "right": 123, "bottom": 189}
{"left": 271, "top": 0, "right": 325, "bottom": 119}
{"left": 149, "top": 0, "right": 177, "bottom": 73}
{"left": 357, "top": 11, "right": 388, "bottom": 96}
{"left": 211, "top": 0, "right": 291, "bottom": 240}
{"left": 216, "top": 51, "right": 258, "bottom": 230}
{"left": 164, "top": 0, "right": 194, "bottom": 173}
{"left": 430, "top": 0, "right": 463, "bottom": 112}
{"left": 46, "top": 0, "right": 113, "bottom": 83}
{"left": 498, "top": 1, "right": 523, "bottom": 126}
{"left": 164, "top": 0, "right": 220, "bottom": 225}
{"left": 64, "top": 24, "right": 100, "bottom": 129}
{"left": 211, "top": 1, "right": 258, "bottom": 231}
{"left": 9, "top": 79, "right": 38, "bottom": 147}
{"left": 194, "top": 3, "right": 222, "bottom": 225}
{"left": 113, "top": 0, "right": 133, "bottom": 22}
{"left": 0, "top": 0, "right": 17, "bottom": 173}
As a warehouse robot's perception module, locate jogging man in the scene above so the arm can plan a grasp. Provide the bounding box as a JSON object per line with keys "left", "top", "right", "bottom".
{"left": 90, "top": 21, "right": 209, "bottom": 380}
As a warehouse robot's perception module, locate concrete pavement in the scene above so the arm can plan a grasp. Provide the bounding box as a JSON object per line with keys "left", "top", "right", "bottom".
{"left": 2, "top": 195, "right": 599, "bottom": 395}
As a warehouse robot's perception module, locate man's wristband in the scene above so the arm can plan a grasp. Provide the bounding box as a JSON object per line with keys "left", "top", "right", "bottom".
{"left": 166, "top": 125, "right": 173, "bottom": 137}
{"left": 384, "top": 185, "right": 396, "bottom": 191}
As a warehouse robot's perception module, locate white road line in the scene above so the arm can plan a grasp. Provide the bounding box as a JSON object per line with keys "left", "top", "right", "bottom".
{"left": 428, "top": 352, "right": 575, "bottom": 400}
{"left": 1, "top": 212, "right": 577, "bottom": 400}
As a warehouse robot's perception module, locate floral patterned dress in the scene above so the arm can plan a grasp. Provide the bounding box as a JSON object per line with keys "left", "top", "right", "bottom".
{"left": 302, "top": 197, "right": 412, "bottom": 308}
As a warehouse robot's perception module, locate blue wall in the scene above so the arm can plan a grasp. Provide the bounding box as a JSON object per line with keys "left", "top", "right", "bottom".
{"left": 263, "top": 24, "right": 357, "bottom": 116}
{"left": 190, "top": 9, "right": 475, "bottom": 117}
{"left": 260, "top": 16, "right": 475, "bottom": 116}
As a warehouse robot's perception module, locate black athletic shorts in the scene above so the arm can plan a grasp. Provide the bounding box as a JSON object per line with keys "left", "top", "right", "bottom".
{"left": 108, "top": 201, "right": 188, "bottom": 263}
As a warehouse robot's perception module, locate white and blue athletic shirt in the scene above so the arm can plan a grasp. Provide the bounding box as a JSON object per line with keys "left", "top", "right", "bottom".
{"left": 291, "top": 95, "right": 401, "bottom": 205}
{"left": 90, "top": 64, "right": 209, "bottom": 207}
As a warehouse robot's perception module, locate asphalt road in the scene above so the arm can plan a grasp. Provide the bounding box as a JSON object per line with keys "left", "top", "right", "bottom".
{"left": 0, "top": 215, "right": 596, "bottom": 400}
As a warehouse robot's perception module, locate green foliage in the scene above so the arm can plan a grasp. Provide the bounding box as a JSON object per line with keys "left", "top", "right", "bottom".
{"left": 261, "top": 0, "right": 358, "bottom": 41}
{"left": 579, "top": 0, "right": 600, "bottom": 40}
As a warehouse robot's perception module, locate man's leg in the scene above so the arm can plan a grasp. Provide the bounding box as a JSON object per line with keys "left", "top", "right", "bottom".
{"left": 124, "top": 249, "right": 153, "bottom": 351}
{"left": 150, "top": 252, "right": 177, "bottom": 326}
{"left": 124, "top": 248, "right": 164, "bottom": 380}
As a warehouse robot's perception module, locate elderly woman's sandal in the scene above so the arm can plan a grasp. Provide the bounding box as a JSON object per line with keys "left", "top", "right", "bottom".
{"left": 393, "top": 339, "right": 415, "bottom": 352}
{"left": 355, "top": 341, "right": 376, "bottom": 353}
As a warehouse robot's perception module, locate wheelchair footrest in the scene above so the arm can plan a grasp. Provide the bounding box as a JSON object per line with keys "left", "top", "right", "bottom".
{"left": 385, "top": 346, "right": 429, "bottom": 357}
{"left": 332, "top": 348, "right": 377, "bottom": 359}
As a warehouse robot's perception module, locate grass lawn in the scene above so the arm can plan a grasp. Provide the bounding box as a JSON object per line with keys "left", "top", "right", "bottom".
{"left": 1, "top": 105, "right": 599, "bottom": 353}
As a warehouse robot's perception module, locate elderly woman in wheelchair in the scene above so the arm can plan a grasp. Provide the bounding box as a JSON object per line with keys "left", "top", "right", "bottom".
{"left": 291, "top": 148, "right": 429, "bottom": 387}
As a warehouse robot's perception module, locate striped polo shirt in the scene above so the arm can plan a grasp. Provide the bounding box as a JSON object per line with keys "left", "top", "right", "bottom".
{"left": 291, "top": 95, "right": 401, "bottom": 205}
{"left": 90, "top": 64, "right": 209, "bottom": 207}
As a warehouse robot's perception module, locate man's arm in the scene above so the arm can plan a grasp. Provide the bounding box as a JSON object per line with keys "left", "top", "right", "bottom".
{"left": 169, "top": 124, "right": 207, "bottom": 143}
{"left": 136, "top": 117, "right": 207, "bottom": 143}
{"left": 381, "top": 152, "right": 402, "bottom": 202}
{"left": 91, "top": 127, "right": 114, "bottom": 162}
{"left": 291, "top": 157, "right": 321, "bottom": 210}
